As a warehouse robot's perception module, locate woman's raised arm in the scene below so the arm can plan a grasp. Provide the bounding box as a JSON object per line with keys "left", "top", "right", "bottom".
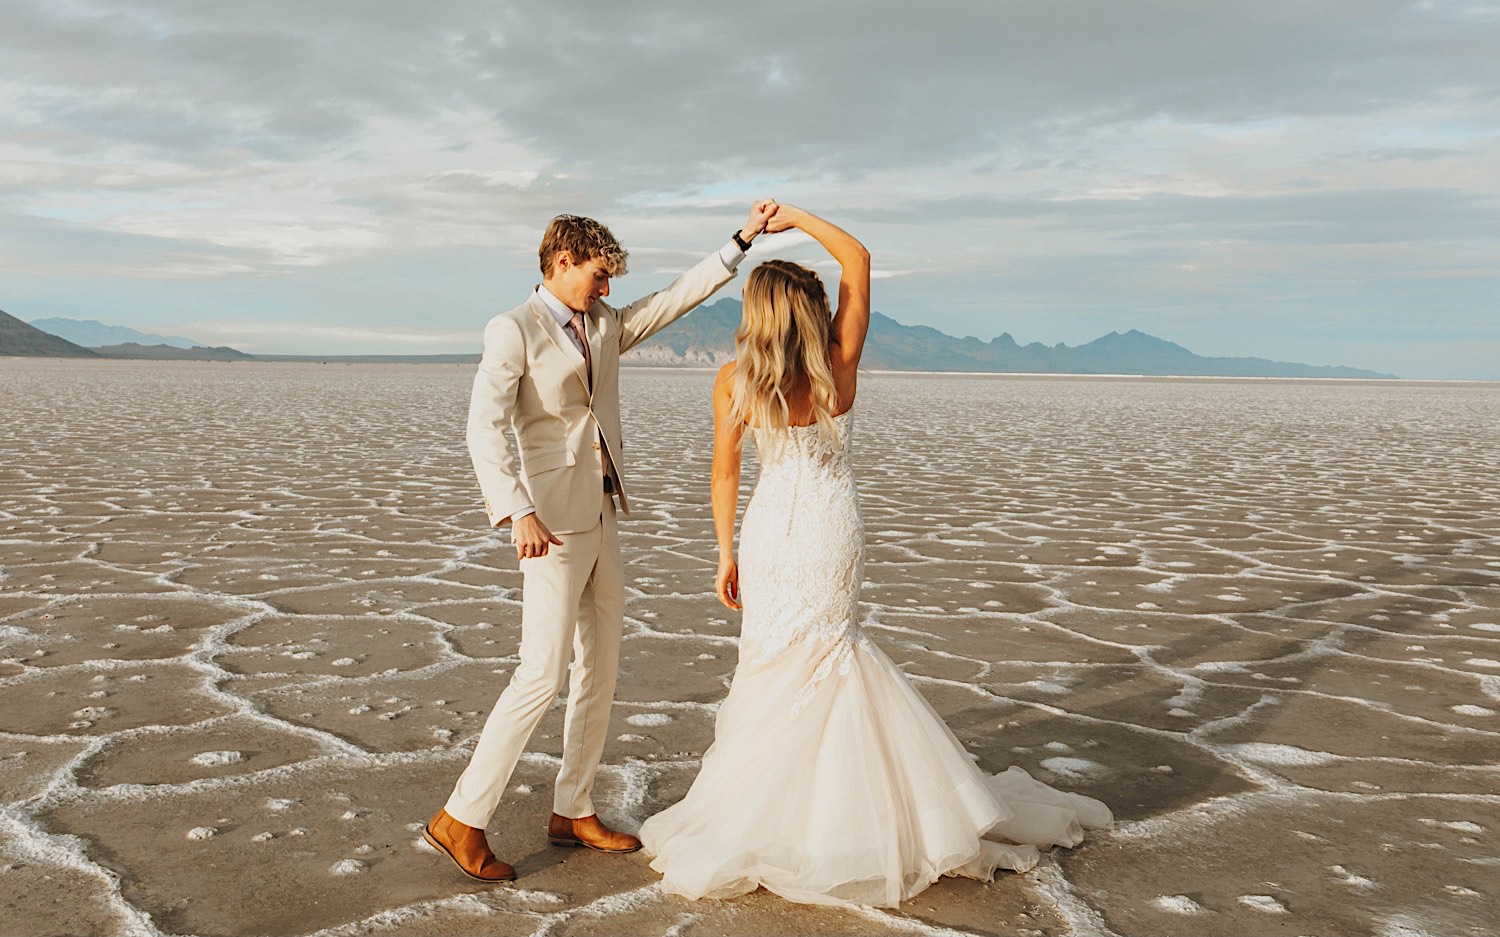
{"left": 764, "top": 206, "right": 871, "bottom": 375}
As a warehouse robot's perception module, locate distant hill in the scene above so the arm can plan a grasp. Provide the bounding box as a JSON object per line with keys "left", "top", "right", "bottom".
{"left": 624, "top": 298, "right": 1395, "bottom": 379}
{"left": 92, "top": 343, "right": 255, "bottom": 361}
{"left": 30, "top": 317, "right": 199, "bottom": 349}
{"left": 255, "top": 353, "right": 479, "bottom": 364}
{"left": 0, "top": 307, "right": 99, "bottom": 357}
{"left": 5, "top": 302, "right": 1396, "bottom": 378}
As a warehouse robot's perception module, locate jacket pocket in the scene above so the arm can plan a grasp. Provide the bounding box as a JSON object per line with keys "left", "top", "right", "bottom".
{"left": 524, "top": 447, "right": 576, "bottom": 476}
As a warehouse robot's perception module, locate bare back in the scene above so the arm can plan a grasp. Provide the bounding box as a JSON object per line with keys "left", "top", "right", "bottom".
{"left": 776, "top": 362, "right": 858, "bottom": 427}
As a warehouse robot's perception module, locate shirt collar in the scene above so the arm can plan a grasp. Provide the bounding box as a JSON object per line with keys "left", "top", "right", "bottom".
{"left": 535, "top": 284, "right": 578, "bottom": 326}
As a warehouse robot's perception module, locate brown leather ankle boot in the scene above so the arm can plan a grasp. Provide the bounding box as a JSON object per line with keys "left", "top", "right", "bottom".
{"left": 424, "top": 809, "right": 516, "bottom": 882}
{"left": 546, "top": 813, "right": 642, "bottom": 853}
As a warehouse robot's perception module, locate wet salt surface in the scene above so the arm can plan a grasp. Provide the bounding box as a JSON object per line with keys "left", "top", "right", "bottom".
{"left": 0, "top": 360, "right": 1497, "bottom": 937}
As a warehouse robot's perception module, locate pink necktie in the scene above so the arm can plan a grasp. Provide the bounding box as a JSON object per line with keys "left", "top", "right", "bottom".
{"left": 567, "top": 312, "right": 592, "bottom": 388}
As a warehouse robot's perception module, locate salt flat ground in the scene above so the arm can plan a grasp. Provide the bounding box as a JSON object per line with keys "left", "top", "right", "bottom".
{"left": 1, "top": 359, "right": 1498, "bottom": 937}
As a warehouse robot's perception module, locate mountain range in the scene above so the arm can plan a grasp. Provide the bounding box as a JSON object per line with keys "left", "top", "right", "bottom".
{"left": 28, "top": 317, "right": 198, "bottom": 349}
{"left": 5, "top": 306, "right": 1395, "bottom": 379}
{"left": 0, "top": 313, "right": 247, "bottom": 361}
{"left": 623, "top": 299, "right": 1395, "bottom": 379}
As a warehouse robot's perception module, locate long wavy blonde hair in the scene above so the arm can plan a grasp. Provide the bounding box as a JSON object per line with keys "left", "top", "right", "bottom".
{"left": 730, "top": 260, "right": 841, "bottom": 441}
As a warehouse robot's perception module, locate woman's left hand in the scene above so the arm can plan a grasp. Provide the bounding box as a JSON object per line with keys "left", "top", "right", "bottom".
{"left": 716, "top": 557, "right": 742, "bottom": 611}
{"left": 763, "top": 202, "right": 803, "bottom": 234}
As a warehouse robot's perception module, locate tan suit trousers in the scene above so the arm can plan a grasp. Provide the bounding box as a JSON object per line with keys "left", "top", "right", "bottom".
{"left": 444, "top": 491, "right": 623, "bottom": 826}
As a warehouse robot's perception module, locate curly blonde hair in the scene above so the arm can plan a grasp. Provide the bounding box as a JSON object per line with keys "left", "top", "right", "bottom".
{"left": 538, "top": 214, "right": 629, "bottom": 278}
{"left": 731, "top": 260, "right": 840, "bottom": 441}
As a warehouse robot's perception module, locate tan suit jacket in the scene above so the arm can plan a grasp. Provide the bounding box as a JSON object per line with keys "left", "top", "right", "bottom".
{"left": 466, "top": 250, "right": 736, "bottom": 534}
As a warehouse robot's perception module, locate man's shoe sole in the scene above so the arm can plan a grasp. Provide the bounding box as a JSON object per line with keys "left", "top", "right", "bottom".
{"left": 547, "top": 834, "right": 642, "bottom": 854}
{"left": 424, "top": 825, "right": 517, "bottom": 882}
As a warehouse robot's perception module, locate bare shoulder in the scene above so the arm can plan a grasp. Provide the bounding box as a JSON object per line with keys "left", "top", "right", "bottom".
{"left": 713, "top": 360, "right": 738, "bottom": 394}
{"left": 712, "top": 361, "right": 740, "bottom": 423}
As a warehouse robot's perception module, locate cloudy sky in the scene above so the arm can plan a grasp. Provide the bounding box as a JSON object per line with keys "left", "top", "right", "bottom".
{"left": 2, "top": 1, "right": 1497, "bottom": 378}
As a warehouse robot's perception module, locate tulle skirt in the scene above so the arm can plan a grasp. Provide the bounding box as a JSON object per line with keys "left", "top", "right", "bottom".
{"left": 638, "top": 633, "right": 1112, "bottom": 908}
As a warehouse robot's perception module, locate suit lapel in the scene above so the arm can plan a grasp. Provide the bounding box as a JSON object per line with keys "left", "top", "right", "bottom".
{"left": 529, "top": 294, "right": 590, "bottom": 395}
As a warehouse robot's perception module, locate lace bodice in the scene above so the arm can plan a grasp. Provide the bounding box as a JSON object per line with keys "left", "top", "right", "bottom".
{"left": 751, "top": 411, "right": 853, "bottom": 473}
{"left": 738, "top": 413, "right": 868, "bottom": 683}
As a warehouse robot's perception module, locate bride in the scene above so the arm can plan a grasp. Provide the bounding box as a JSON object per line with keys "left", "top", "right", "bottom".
{"left": 637, "top": 205, "right": 1111, "bottom": 908}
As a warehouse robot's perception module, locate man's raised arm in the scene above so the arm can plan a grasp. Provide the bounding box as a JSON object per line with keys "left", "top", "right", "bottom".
{"left": 616, "top": 199, "right": 777, "bottom": 353}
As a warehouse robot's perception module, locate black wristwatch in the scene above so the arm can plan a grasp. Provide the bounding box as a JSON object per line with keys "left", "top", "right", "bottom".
{"left": 732, "top": 230, "right": 753, "bottom": 252}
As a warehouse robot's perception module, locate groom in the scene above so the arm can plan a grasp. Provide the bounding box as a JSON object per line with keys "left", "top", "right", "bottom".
{"left": 426, "top": 200, "right": 777, "bottom": 881}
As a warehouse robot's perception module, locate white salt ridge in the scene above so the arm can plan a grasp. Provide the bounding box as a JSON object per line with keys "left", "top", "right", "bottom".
{"left": 1020, "top": 680, "right": 1072, "bottom": 694}
{"left": 313, "top": 891, "right": 501, "bottom": 936}
{"left": 1024, "top": 861, "right": 1116, "bottom": 937}
{"left": 1227, "top": 743, "right": 1340, "bottom": 767}
{"left": 1468, "top": 623, "right": 1500, "bottom": 633}
{"left": 330, "top": 859, "right": 367, "bottom": 875}
{"left": 1331, "top": 864, "right": 1378, "bottom": 891}
{"left": 1149, "top": 894, "right": 1206, "bottom": 914}
{"left": 1481, "top": 675, "right": 1500, "bottom": 702}
{"left": 1419, "top": 818, "right": 1485, "bottom": 834}
{"left": 1039, "top": 757, "right": 1104, "bottom": 779}
{"left": 624, "top": 713, "right": 673, "bottom": 727}
{"left": 1192, "top": 661, "right": 1249, "bottom": 673}
{"left": 189, "top": 750, "right": 243, "bottom": 767}
{"left": 186, "top": 827, "right": 217, "bottom": 840}
{"left": 1463, "top": 658, "right": 1500, "bottom": 668}
{"left": 1451, "top": 704, "right": 1495, "bottom": 717}
{"left": 1238, "top": 894, "right": 1288, "bottom": 913}
{"left": 509, "top": 889, "right": 566, "bottom": 905}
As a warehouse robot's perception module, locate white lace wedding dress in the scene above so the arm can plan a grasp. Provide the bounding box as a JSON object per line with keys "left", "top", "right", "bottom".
{"left": 639, "top": 412, "right": 1111, "bottom": 908}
